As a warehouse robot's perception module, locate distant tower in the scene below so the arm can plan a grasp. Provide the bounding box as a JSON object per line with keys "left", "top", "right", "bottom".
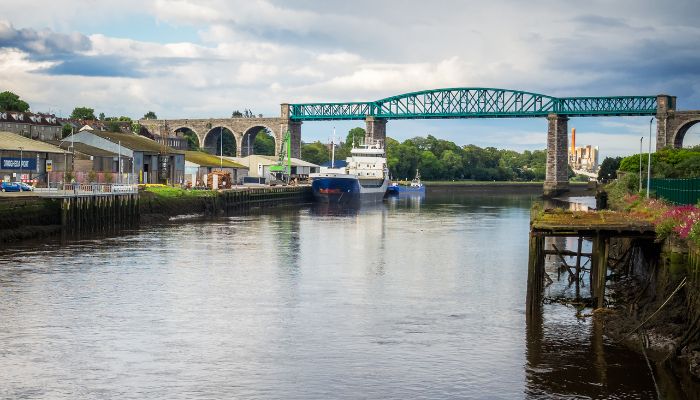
{"left": 571, "top": 128, "right": 576, "bottom": 156}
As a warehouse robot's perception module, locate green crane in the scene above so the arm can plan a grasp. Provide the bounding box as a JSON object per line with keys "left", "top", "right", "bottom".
{"left": 269, "top": 130, "right": 291, "bottom": 183}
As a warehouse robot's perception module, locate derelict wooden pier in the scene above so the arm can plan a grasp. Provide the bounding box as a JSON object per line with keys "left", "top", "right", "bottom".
{"left": 527, "top": 210, "right": 656, "bottom": 315}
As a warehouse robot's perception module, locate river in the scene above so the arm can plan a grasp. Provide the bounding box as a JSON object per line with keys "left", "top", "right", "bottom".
{"left": 0, "top": 194, "right": 675, "bottom": 399}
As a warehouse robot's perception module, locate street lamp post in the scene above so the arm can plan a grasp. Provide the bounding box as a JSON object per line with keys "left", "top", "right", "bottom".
{"left": 647, "top": 118, "right": 653, "bottom": 199}
{"left": 639, "top": 137, "right": 643, "bottom": 192}
{"left": 19, "top": 146, "right": 23, "bottom": 183}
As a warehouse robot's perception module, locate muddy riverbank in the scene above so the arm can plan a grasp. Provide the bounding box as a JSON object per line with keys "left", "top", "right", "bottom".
{"left": 601, "top": 237, "right": 700, "bottom": 395}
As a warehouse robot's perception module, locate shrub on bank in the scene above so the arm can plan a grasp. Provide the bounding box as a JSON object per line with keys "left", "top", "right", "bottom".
{"left": 619, "top": 193, "right": 700, "bottom": 246}
{"left": 144, "top": 186, "right": 215, "bottom": 198}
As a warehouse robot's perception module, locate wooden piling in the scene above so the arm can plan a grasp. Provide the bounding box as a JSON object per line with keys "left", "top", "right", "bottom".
{"left": 591, "top": 235, "right": 609, "bottom": 308}
{"left": 526, "top": 233, "right": 546, "bottom": 316}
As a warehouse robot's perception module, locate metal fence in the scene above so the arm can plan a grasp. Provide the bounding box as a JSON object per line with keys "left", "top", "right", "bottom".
{"left": 651, "top": 178, "right": 700, "bottom": 205}
{"left": 34, "top": 183, "right": 138, "bottom": 196}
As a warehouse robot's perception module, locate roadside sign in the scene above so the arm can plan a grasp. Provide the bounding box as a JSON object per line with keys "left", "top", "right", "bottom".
{"left": 46, "top": 159, "right": 53, "bottom": 172}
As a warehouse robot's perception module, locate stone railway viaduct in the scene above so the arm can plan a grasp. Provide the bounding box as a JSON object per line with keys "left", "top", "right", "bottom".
{"left": 140, "top": 91, "right": 700, "bottom": 197}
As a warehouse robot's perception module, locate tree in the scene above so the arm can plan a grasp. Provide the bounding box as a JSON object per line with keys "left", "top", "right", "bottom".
{"left": 441, "top": 149, "right": 463, "bottom": 180}
{"left": 61, "top": 124, "right": 73, "bottom": 138}
{"left": 253, "top": 129, "right": 276, "bottom": 155}
{"left": 391, "top": 140, "right": 421, "bottom": 180}
{"left": 598, "top": 156, "right": 622, "bottom": 182}
{"left": 180, "top": 129, "right": 199, "bottom": 150}
{"left": 346, "top": 127, "right": 366, "bottom": 147}
{"left": 106, "top": 121, "right": 122, "bottom": 132}
{"left": 70, "top": 107, "right": 96, "bottom": 120}
{"left": 301, "top": 141, "right": 330, "bottom": 165}
{"left": 418, "top": 150, "right": 443, "bottom": 180}
{"left": 231, "top": 110, "right": 243, "bottom": 118}
{"left": 99, "top": 112, "right": 105, "bottom": 121}
{"left": 0, "top": 91, "right": 30, "bottom": 112}
{"left": 143, "top": 111, "right": 157, "bottom": 120}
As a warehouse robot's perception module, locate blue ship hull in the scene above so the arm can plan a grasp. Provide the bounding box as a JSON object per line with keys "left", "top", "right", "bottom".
{"left": 312, "top": 176, "right": 387, "bottom": 203}
{"left": 387, "top": 184, "right": 425, "bottom": 195}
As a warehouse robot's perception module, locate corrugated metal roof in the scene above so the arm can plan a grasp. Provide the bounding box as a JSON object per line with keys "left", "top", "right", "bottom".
{"left": 91, "top": 131, "right": 185, "bottom": 154}
{"left": 0, "top": 131, "right": 68, "bottom": 154}
{"left": 185, "top": 151, "right": 247, "bottom": 168}
{"left": 232, "top": 155, "right": 320, "bottom": 167}
{"left": 50, "top": 141, "right": 118, "bottom": 157}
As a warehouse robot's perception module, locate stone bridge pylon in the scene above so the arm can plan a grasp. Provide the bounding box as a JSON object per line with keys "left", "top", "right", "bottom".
{"left": 655, "top": 96, "right": 700, "bottom": 149}
{"left": 138, "top": 104, "right": 302, "bottom": 158}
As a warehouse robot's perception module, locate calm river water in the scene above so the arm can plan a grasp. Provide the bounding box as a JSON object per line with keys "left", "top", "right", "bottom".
{"left": 0, "top": 194, "right": 674, "bottom": 399}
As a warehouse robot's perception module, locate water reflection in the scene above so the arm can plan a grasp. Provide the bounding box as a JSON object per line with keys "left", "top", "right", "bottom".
{"left": 0, "top": 195, "right": 686, "bottom": 399}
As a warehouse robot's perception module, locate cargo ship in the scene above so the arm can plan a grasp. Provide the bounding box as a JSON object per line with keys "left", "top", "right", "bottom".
{"left": 310, "top": 140, "right": 389, "bottom": 202}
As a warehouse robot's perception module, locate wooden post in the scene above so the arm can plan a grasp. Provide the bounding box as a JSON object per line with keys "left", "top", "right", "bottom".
{"left": 575, "top": 236, "right": 583, "bottom": 299}
{"left": 526, "top": 233, "right": 546, "bottom": 316}
{"left": 591, "top": 235, "right": 609, "bottom": 308}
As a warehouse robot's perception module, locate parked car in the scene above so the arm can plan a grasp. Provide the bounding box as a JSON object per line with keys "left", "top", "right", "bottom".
{"left": 18, "top": 182, "right": 34, "bottom": 191}
{"left": 0, "top": 182, "right": 21, "bottom": 192}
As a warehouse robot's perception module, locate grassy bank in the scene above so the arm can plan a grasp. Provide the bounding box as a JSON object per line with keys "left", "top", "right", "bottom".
{"left": 142, "top": 185, "right": 216, "bottom": 198}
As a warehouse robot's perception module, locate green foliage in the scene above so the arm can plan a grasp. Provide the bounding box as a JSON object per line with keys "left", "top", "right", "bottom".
{"left": 104, "top": 116, "right": 132, "bottom": 122}
{"left": 143, "top": 111, "right": 157, "bottom": 119}
{"left": 384, "top": 136, "right": 547, "bottom": 181}
{"left": 301, "top": 141, "right": 330, "bottom": 165}
{"left": 99, "top": 112, "right": 105, "bottom": 120}
{"left": 0, "top": 91, "right": 30, "bottom": 112}
{"left": 222, "top": 134, "right": 236, "bottom": 156}
{"left": 181, "top": 129, "right": 199, "bottom": 150}
{"left": 598, "top": 156, "right": 622, "bottom": 181}
{"left": 606, "top": 173, "right": 640, "bottom": 209}
{"left": 88, "top": 170, "right": 97, "bottom": 183}
{"left": 346, "top": 127, "right": 366, "bottom": 148}
{"left": 106, "top": 121, "right": 122, "bottom": 132}
{"left": 61, "top": 124, "right": 73, "bottom": 138}
{"left": 253, "top": 129, "right": 275, "bottom": 155}
{"left": 213, "top": 130, "right": 236, "bottom": 156}
{"left": 619, "top": 147, "right": 700, "bottom": 178}
{"left": 70, "top": 107, "right": 96, "bottom": 120}
{"left": 104, "top": 171, "right": 113, "bottom": 184}
{"left": 231, "top": 110, "right": 243, "bottom": 117}
{"left": 145, "top": 185, "right": 215, "bottom": 198}
{"left": 320, "top": 128, "right": 554, "bottom": 181}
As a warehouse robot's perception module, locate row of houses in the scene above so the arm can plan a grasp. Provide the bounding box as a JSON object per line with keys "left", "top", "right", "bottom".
{"left": 0, "top": 111, "right": 63, "bottom": 141}
{"left": 1, "top": 124, "right": 321, "bottom": 187}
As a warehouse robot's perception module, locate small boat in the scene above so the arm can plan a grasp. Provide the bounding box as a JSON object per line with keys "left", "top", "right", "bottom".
{"left": 387, "top": 170, "right": 425, "bottom": 195}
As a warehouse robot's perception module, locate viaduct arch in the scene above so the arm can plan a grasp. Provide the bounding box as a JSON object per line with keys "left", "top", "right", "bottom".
{"left": 655, "top": 95, "right": 700, "bottom": 149}
{"left": 140, "top": 88, "right": 699, "bottom": 197}
{"left": 139, "top": 111, "right": 301, "bottom": 159}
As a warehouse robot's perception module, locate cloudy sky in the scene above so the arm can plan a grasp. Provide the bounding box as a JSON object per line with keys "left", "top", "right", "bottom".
{"left": 1, "top": 0, "right": 699, "bottom": 157}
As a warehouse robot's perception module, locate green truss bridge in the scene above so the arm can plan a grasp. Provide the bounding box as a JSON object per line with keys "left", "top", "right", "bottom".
{"left": 287, "top": 88, "right": 658, "bottom": 121}
{"left": 280, "top": 88, "right": 694, "bottom": 197}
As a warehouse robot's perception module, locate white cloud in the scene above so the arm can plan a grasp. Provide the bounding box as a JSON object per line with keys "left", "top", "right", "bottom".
{"left": 0, "top": 0, "right": 698, "bottom": 156}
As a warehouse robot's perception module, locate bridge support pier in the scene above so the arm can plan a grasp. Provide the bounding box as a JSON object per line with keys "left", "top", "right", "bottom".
{"left": 543, "top": 114, "right": 569, "bottom": 198}
{"left": 280, "top": 104, "right": 302, "bottom": 158}
{"left": 656, "top": 94, "right": 678, "bottom": 149}
{"left": 365, "top": 116, "right": 387, "bottom": 145}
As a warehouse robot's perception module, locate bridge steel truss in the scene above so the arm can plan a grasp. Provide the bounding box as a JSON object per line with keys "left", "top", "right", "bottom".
{"left": 288, "top": 88, "right": 658, "bottom": 121}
